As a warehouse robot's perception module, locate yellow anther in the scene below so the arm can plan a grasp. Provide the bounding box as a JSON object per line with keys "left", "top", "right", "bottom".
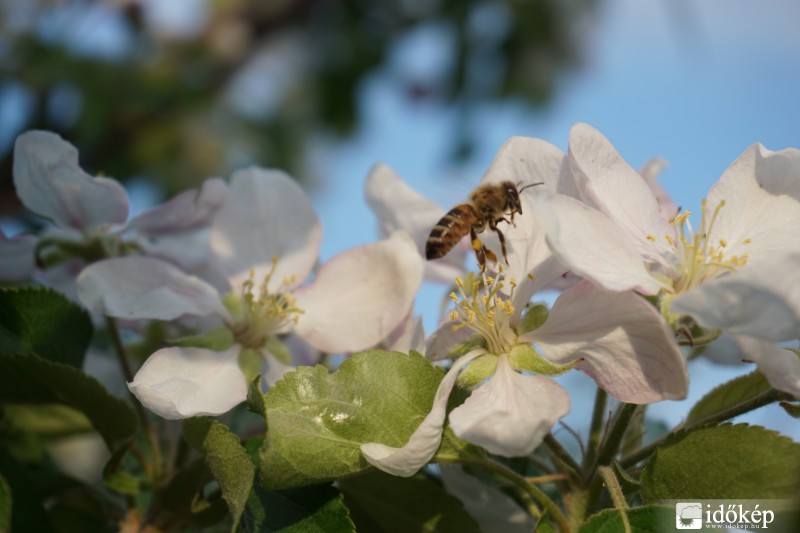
{"left": 449, "top": 292, "right": 458, "bottom": 303}
{"left": 455, "top": 277, "right": 464, "bottom": 288}
{"left": 665, "top": 235, "right": 675, "bottom": 245}
{"left": 646, "top": 234, "right": 656, "bottom": 242}
{"left": 485, "top": 276, "right": 495, "bottom": 285}
{"left": 449, "top": 310, "right": 459, "bottom": 321}
{"left": 527, "top": 273, "right": 537, "bottom": 281}
{"left": 743, "top": 238, "right": 752, "bottom": 245}
{"left": 719, "top": 239, "right": 727, "bottom": 247}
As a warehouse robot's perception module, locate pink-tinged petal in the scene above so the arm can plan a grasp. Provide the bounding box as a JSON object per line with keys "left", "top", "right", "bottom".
{"left": 526, "top": 281, "right": 688, "bottom": 403}
{"left": 365, "top": 164, "right": 465, "bottom": 282}
{"left": 384, "top": 311, "right": 426, "bottom": 354}
{"left": 701, "top": 333, "right": 750, "bottom": 365}
{"left": 128, "top": 345, "right": 247, "bottom": 419}
{"left": 293, "top": 231, "right": 424, "bottom": 353}
{"left": 0, "top": 229, "right": 36, "bottom": 280}
{"left": 639, "top": 158, "right": 679, "bottom": 221}
{"left": 440, "top": 465, "right": 535, "bottom": 533}
{"left": 13, "top": 131, "right": 129, "bottom": 232}
{"left": 127, "top": 178, "right": 228, "bottom": 236}
{"left": 261, "top": 350, "right": 296, "bottom": 387}
{"left": 142, "top": 227, "right": 215, "bottom": 272}
{"left": 671, "top": 255, "right": 800, "bottom": 342}
{"left": 77, "top": 257, "right": 229, "bottom": 321}
{"left": 735, "top": 336, "right": 800, "bottom": 396}
{"left": 510, "top": 254, "right": 569, "bottom": 324}
{"left": 449, "top": 355, "right": 570, "bottom": 457}
{"left": 706, "top": 144, "right": 800, "bottom": 269}
{"left": 479, "top": 136, "right": 567, "bottom": 192}
{"left": 361, "top": 350, "right": 484, "bottom": 476}
{"left": 211, "top": 167, "right": 322, "bottom": 292}
{"left": 533, "top": 191, "right": 666, "bottom": 295}
{"left": 568, "top": 123, "right": 674, "bottom": 268}
{"left": 426, "top": 319, "right": 477, "bottom": 361}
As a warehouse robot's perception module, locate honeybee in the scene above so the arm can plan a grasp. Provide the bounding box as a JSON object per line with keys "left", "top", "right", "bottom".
{"left": 425, "top": 180, "right": 542, "bottom": 272}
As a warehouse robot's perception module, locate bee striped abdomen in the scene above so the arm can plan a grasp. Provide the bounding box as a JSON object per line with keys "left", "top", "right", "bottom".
{"left": 425, "top": 204, "right": 479, "bottom": 260}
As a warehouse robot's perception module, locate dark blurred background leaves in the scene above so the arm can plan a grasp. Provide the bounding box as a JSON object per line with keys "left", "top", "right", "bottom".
{"left": 0, "top": 0, "right": 595, "bottom": 216}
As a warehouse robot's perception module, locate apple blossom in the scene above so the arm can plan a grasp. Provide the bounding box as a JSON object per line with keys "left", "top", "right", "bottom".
{"left": 77, "top": 167, "right": 425, "bottom": 419}
{"left": 533, "top": 123, "right": 800, "bottom": 394}
{"left": 3, "top": 130, "right": 228, "bottom": 284}
{"left": 362, "top": 257, "right": 687, "bottom": 475}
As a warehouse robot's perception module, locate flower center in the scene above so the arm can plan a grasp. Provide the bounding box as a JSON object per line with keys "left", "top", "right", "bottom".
{"left": 231, "top": 257, "right": 303, "bottom": 349}
{"left": 665, "top": 199, "right": 749, "bottom": 294}
{"left": 449, "top": 271, "right": 518, "bottom": 355}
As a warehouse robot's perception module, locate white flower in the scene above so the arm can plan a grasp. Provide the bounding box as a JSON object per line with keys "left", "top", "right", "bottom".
{"left": 361, "top": 257, "right": 687, "bottom": 475}
{"left": 77, "top": 168, "right": 424, "bottom": 419}
{"left": 4, "top": 130, "right": 228, "bottom": 283}
{"left": 533, "top": 123, "right": 800, "bottom": 394}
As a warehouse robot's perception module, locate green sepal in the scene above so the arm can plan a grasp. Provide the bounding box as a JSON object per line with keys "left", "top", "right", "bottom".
{"left": 508, "top": 344, "right": 578, "bottom": 376}
{"left": 518, "top": 302, "right": 549, "bottom": 335}
{"left": 222, "top": 292, "right": 244, "bottom": 320}
{"left": 441, "top": 334, "right": 487, "bottom": 361}
{"left": 182, "top": 417, "right": 255, "bottom": 531}
{"left": 238, "top": 348, "right": 262, "bottom": 383}
{"left": 171, "top": 327, "right": 235, "bottom": 351}
{"left": 456, "top": 353, "right": 496, "bottom": 389}
{"left": 264, "top": 337, "right": 292, "bottom": 365}
{"left": 246, "top": 375, "right": 266, "bottom": 418}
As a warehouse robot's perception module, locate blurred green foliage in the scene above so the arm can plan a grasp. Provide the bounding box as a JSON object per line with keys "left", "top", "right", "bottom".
{"left": 1, "top": 0, "right": 594, "bottom": 214}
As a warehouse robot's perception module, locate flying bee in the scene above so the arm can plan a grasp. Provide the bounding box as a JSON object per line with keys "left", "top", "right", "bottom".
{"left": 425, "top": 180, "right": 542, "bottom": 272}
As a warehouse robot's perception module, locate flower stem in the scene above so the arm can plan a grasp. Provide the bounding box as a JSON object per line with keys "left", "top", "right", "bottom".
{"left": 452, "top": 455, "right": 572, "bottom": 532}
{"left": 544, "top": 433, "right": 581, "bottom": 479}
{"left": 105, "top": 316, "right": 164, "bottom": 478}
{"left": 582, "top": 387, "right": 608, "bottom": 474}
{"left": 582, "top": 403, "right": 639, "bottom": 513}
{"left": 620, "top": 387, "right": 787, "bottom": 468}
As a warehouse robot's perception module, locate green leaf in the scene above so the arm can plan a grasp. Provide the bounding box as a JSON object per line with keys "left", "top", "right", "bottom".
{"left": 340, "top": 470, "right": 480, "bottom": 533}
{"left": 579, "top": 505, "right": 674, "bottom": 532}
{"left": 243, "top": 484, "right": 355, "bottom": 533}
{"left": 0, "top": 355, "right": 136, "bottom": 450}
{"left": 686, "top": 371, "right": 772, "bottom": 425}
{"left": 641, "top": 424, "right": 800, "bottom": 500}
{"left": 260, "top": 350, "right": 444, "bottom": 490}
{"left": 612, "top": 461, "right": 641, "bottom": 496}
{"left": 171, "top": 326, "right": 235, "bottom": 351}
{"left": 182, "top": 417, "right": 255, "bottom": 530}
{"left": 0, "top": 472, "right": 10, "bottom": 533}
{"left": 2, "top": 404, "right": 92, "bottom": 438}
{"left": 780, "top": 401, "right": 800, "bottom": 419}
{"left": 0, "top": 287, "right": 92, "bottom": 368}
{"left": 0, "top": 447, "right": 56, "bottom": 533}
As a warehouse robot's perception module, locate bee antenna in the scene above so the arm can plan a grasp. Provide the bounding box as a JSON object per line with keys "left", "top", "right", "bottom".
{"left": 518, "top": 181, "right": 544, "bottom": 193}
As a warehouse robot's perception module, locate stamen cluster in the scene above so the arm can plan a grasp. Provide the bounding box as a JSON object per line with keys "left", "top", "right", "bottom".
{"left": 449, "top": 270, "right": 518, "bottom": 355}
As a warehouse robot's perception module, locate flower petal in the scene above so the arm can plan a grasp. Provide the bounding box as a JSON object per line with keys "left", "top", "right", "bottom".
{"left": 365, "top": 164, "right": 465, "bottom": 282}
{"left": 706, "top": 143, "right": 800, "bottom": 269}
{"left": 77, "top": 257, "right": 229, "bottom": 320}
{"left": 128, "top": 345, "right": 247, "bottom": 419}
{"left": 360, "top": 350, "right": 484, "bottom": 476}
{"left": 211, "top": 167, "right": 322, "bottom": 292}
{"left": 449, "top": 355, "right": 570, "bottom": 457}
{"left": 568, "top": 123, "right": 674, "bottom": 267}
{"left": 13, "top": 131, "right": 129, "bottom": 232}
{"left": 0, "top": 229, "right": 36, "bottom": 281}
{"left": 293, "top": 231, "right": 424, "bottom": 353}
{"left": 426, "top": 319, "right": 477, "bottom": 361}
{"left": 479, "top": 136, "right": 567, "bottom": 192}
{"left": 127, "top": 178, "right": 228, "bottom": 236}
{"left": 639, "top": 158, "right": 679, "bottom": 221}
{"left": 533, "top": 191, "right": 665, "bottom": 295}
{"left": 671, "top": 253, "right": 800, "bottom": 342}
{"left": 735, "top": 335, "right": 800, "bottom": 396}
{"left": 527, "top": 281, "right": 688, "bottom": 403}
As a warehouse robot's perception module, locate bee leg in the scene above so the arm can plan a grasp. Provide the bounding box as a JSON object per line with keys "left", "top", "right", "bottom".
{"left": 470, "top": 227, "right": 494, "bottom": 272}
{"left": 495, "top": 227, "right": 509, "bottom": 265}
